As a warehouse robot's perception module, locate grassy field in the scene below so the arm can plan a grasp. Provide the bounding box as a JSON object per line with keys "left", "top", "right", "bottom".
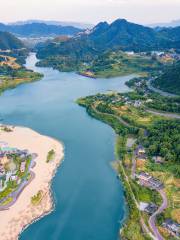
{"left": 112, "top": 105, "right": 165, "bottom": 128}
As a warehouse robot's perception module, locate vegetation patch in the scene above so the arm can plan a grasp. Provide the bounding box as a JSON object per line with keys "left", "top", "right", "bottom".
{"left": 46, "top": 149, "right": 55, "bottom": 163}
{"left": 31, "top": 190, "right": 43, "bottom": 206}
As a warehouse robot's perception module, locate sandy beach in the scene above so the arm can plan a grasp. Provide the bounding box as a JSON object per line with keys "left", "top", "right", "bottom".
{"left": 0, "top": 126, "right": 64, "bottom": 240}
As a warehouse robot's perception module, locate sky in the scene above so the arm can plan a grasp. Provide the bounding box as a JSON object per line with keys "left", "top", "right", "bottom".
{"left": 0, "top": 0, "right": 180, "bottom": 25}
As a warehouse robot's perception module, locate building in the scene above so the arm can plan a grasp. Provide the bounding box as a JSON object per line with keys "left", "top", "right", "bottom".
{"left": 136, "top": 172, "right": 151, "bottom": 182}
{"left": 144, "top": 203, "right": 158, "bottom": 215}
{"left": 136, "top": 172, "right": 164, "bottom": 190}
{"left": 162, "top": 219, "right": 180, "bottom": 237}
{"left": 10, "top": 175, "right": 18, "bottom": 181}
{"left": 134, "top": 100, "right": 142, "bottom": 108}
{"left": 20, "top": 161, "right": 26, "bottom": 173}
{"left": 152, "top": 156, "right": 164, "bottom": 164}
{"left": 146, "top": 99, "right": 153, "bottom": 103}
{"left": 0, "top": 164, "right": 5, "bottom": 176}
{"left": 136, "top": 145, "right": 146, "bottom": 155}
{"left": 139, "top": 202, "right": 158, "bottom": 214}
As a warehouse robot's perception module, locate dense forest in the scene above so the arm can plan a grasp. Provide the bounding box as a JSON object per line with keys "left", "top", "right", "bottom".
{"left": 142, "top": 120, "right": 180, "bottom": 164}
{"left": 153, "top": 61, "right": 180, "bottom": 95}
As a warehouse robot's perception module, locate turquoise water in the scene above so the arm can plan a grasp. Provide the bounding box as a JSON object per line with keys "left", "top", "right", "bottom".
{"left": 0, "top": 53, "right": 134, "bottom": 240}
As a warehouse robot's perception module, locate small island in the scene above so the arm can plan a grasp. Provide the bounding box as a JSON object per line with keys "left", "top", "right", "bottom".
{"left": 0, "top": 125, "right": 64, "bottom": 240}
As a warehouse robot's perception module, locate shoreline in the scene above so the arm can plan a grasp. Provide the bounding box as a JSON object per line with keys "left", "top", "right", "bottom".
{"left": 0, "top": 125, "right": 64, "bottom": 240}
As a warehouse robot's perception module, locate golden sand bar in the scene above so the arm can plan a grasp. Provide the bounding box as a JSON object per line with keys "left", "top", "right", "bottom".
{"left": 0, "top": 126, "right": 64, "bottom": 240}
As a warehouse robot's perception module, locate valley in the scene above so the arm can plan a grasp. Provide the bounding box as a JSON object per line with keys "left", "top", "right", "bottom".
{"left": 0, "top": 16, "right": 179, "bottom": 240}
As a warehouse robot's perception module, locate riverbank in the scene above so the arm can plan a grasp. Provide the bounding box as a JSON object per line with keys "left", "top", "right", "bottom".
{"left": 77, "top": 93, "right": 180, "bottom": 240}
{"left": 0, "top": 70, "right": 43, "bottom": 95}
{"left": 0, "top": 126, "right": 64, "bottom": 240}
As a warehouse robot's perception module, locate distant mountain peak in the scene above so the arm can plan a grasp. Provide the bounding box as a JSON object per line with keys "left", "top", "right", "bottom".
{"left": 93, "top": 21, "right": 109, "bottom": 30}
{"left": 111, "top": 18, "right": 127, "bottom": 24}
{"left": 91, "top": 21, "right": 109, "bottom": 35}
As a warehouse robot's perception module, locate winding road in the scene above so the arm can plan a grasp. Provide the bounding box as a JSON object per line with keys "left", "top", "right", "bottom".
{"left": 148, "top": 189, "right": 168, "bottom": 240}
{"left": 146, "top": 109, "right": 180, "bottom": 119}
{"left": 147, "top": 80, "right": 178, "bottom": 98}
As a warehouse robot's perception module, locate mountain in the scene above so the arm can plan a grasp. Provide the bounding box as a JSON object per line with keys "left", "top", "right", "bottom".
{"left": 158, "top": 26, "right": 180, "bottom": 42}
{"left": 9, "top": 20, "right": 94, "bottom": 29}
{"left": 0, "top": 23, "right": 82, "bottom": 37}
{"left": 0, "top": 31, "right": 24, "bottom": 50}
{"left": 37, "top": 19, "right": 180, "bottom": 59}
{"left": 153, "top": 61, "right": 180, "bottom": 95}
{"left": 36, "top": 19, "right": 180, "bottom": 76}
{"left": 88, "top": 19, "right": 161, "bottom": 51}
{"left": 149, "top": 19, "right": 180, "bottom": 28}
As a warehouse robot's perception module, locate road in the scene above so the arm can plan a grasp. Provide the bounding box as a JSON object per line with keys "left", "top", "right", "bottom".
{"left": 92, "top": 105, "right": 131, "bottom": 127}
{"left": 119, "top": 161, "right": 157, "bottom": 240}
{"left": 131, "top": 152, "right": 136, "bottom": 179}
{"left": 146, "top": 109, "right": 180, "bottom": 119}
{"left": 148, "top": 189, "right": 168, "bottom": 240}
{"left": 147, "top": 80, "right": 178, "bottom": 98}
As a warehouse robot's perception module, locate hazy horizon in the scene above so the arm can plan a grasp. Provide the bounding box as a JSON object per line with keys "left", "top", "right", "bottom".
{"left": 0, "top": 0, "right": 180, "bottom": 25}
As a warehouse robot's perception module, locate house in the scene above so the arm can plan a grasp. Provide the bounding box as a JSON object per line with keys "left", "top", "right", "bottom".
{"left": 146, "top": 99, "right": 153, "bottom": 103}
{"left": 148, "top": 178, "right": 164, "bottom": 190}
{"left": 136, "top": 172, "right": 164, "bottom": 190}
{"left": 20, "top": 161, "right": 26, "bottom": 173}
{"left": 0, "top": 141, "right": 8, "bottom": 148}
{"left": 139, "top": 202, "right": 158, "bottom": 214}
{"left": 0, "top": 164, "right": 5, "bottom": 176}
{"left": 139, "top": 202, "right": 149, "bottom": 211}
{"left": 136, "top": 172, "right": 151, "bottom": 182}
{"left": 162, "top": 219, "right": 180, "bottom": 237}
{"left": 152, "top": 156, "right": 164, "bottom": 164}
{"left": 10, "top": 175, "right": 18, "bottom": 181}
{"left": 126, "top": 51, "right": 135, "bottom": 56}
{"left": 136, "top": 145, "right": 146, "bottom": 155}
{"left": 134, "top": 100, "right": 142, "bottom": 107}
{"left": 144, "top": 203, "right": 158, "bottom": 215}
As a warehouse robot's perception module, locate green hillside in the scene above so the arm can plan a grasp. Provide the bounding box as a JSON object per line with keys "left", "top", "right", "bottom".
{"left": 153, "top": 61, "right": 180, "bottom": 95}
{"left": 36, "top": 19, "right": 180, "bottom": 77}
{"left": 0, "top": 31, "right": 24, "bottom": 50}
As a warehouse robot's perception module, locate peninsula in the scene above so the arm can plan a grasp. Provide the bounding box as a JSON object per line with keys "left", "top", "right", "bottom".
{"left": 0, "top": 125, "right": 64, "bottom": 240}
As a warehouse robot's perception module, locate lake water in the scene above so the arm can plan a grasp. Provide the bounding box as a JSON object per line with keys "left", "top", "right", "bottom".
{"left": 0, "top": 53, "right": 134, "bottom": 240}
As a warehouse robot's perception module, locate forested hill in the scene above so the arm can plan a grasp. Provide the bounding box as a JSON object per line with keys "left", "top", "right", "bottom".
{"left": 0, "top": 23, "right": 82, "bottom": 37}
{"left": 0, "top": 31, "right": 24, "bottom": 50}
{"left": 37, "top": 19, "right": 180, "bottom": 60}
{"left": 153, "top": 61, "right": 180, "bottom": 95}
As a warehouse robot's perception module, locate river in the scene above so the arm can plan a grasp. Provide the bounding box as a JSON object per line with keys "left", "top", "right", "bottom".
{"left": 0, "top": 53, "right": 135, "bottom": 240}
